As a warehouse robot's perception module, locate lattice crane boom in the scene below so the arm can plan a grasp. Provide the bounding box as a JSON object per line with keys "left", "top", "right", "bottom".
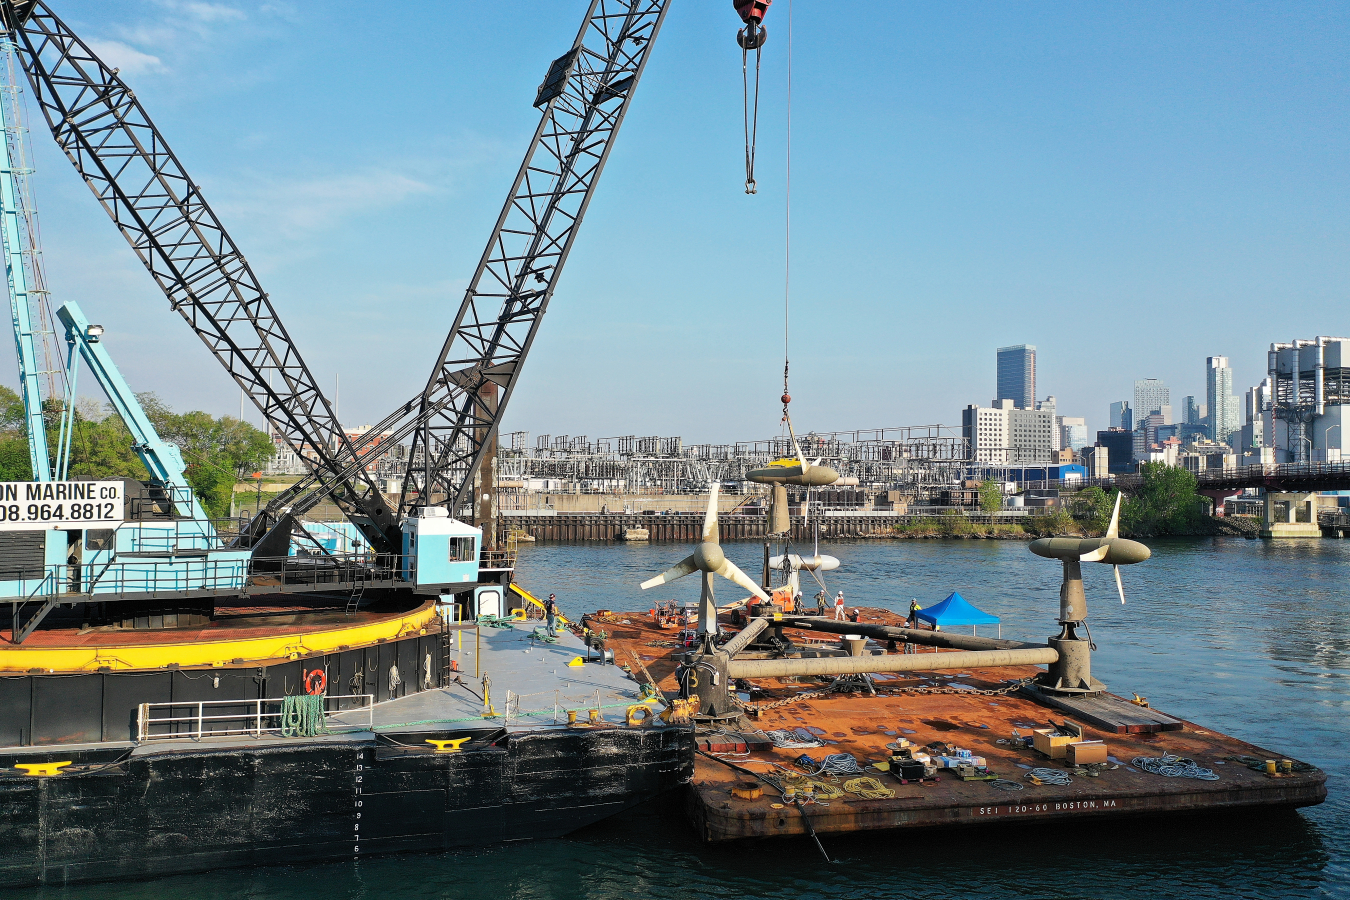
{"left": 249, "top": 0, "right": 670, "bottom": 529}
{"left": 0, "top": 0, "right": 399, "bottom": 551}
{"left": 400, "top": 0, "right": 669, "bottom": 516}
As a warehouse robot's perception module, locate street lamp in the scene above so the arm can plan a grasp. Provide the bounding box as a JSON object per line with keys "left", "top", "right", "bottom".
{"left": 1300, "top": 436, "right": 1313, "bottom": 465}
{"left": 1325, "top": 424, "right": 1342, "bottom": 464}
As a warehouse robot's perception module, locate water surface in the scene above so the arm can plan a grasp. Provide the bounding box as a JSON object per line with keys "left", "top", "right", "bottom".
{"left": 19, "top": 537, "right": 1348, "bottom": 899}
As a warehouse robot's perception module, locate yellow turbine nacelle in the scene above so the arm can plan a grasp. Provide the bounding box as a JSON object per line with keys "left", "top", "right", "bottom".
{"left": 747, "top": 458, "right": 840, "bottom": 486}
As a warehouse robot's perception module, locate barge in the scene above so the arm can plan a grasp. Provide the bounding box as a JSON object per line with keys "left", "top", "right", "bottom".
{"left": 598, "top": 606, "right": 1325, "bottom": 843}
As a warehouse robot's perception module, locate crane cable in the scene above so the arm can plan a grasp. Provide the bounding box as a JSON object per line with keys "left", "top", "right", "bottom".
{"left": 741, "top": 35, "right": 763, "bottom": 194}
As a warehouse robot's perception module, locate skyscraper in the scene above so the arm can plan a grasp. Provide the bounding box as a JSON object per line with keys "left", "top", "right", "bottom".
{"left": 1206, "top": 356, "right": 1239, "bottom": 445}
{"left": 996, "top": 345, "right": 1036, "bottom": 409}
{"left": 1109, "top": 401, "right": 1132, "bottom": 432}
{"left": 1133, "top": 378, "right": 1170, "bottom": 420}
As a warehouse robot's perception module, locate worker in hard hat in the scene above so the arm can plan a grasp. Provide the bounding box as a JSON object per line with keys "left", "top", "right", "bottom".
{"left": 833, "top": 591, "right": 846, "bottom": 621}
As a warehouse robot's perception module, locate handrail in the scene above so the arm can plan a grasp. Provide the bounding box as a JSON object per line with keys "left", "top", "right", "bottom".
{"left": 136, "top": 693, "right": 374, "bottom": 742}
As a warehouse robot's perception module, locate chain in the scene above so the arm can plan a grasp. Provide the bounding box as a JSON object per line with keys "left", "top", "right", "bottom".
{"left": 733, "top": 677, "right": 1035, "bottom": 713}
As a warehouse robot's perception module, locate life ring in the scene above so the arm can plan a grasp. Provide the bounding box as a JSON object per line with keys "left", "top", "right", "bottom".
{"left": 304, "top": 668, "right": 327, "bottom": 696}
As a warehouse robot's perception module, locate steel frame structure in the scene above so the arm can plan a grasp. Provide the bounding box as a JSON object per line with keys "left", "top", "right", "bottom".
{"left": 187, "top": 0, "right": 671, "bottom": 533}
{"left": 0, "top": 0, "right": 398, "bottom": 549}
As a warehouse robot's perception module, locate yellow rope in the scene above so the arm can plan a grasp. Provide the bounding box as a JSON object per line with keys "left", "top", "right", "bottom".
{"left": 843, "top": 776, "right": 895, "bottom": 799}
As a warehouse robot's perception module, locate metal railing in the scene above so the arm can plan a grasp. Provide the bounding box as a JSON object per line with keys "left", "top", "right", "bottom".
{"left": 1, "top": 557, "right": 250, "bottom": 602}
{"left": 136, "top": 693, "right": 374, "bottom": 742}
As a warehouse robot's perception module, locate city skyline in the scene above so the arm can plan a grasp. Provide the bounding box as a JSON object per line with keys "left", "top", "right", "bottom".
{"left": 0, "top": 2, "right": 1343, "bottom": 445}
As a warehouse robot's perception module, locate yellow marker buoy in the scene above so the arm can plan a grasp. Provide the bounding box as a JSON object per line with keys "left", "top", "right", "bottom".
{"left": 15, "top": 761, "right": 71, "bottom": 777}
{"left": 425, "top": 738, "right": 471, "bottom": 754}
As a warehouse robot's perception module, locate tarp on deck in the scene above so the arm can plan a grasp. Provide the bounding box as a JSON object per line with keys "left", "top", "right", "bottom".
{"left": 915, "top": 591, "right": 1000, "bottom": 627}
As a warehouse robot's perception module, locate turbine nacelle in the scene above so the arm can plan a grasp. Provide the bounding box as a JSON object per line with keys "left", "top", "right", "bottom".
{"left": 768, "top": 553, "right": 840, "bottom": 572}
{"left": 746, "top": 417, "right": 840, "bottom": 486}
{"left": 1028, "top": 492, "right": 1148, "bottom": 606}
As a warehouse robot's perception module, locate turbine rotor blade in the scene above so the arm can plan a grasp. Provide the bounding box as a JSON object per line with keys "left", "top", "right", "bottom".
{"left": 641, "top": 554, "right": 699, "bottom": 590}
{"left": 786, "top": 417, "right": 808, "bottom": 469}
{"left": 714, "top": 558, "right": 772, "bottom": 604}
{"left": 1106, "top": 492, "right": 1122, "bottom": 540}
{"left": 702, "top": 482, "right": 721, "bottom": 543}
{"left": 1114, "top": 564, "right": 1126, "bottom": 605}
{"left": 1079, "top": 545, "right": 1109, "bottom": 562}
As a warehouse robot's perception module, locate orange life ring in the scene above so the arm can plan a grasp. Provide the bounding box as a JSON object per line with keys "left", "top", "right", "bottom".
{"left": 304, "top": 668, "right": 327, "bottom": 696}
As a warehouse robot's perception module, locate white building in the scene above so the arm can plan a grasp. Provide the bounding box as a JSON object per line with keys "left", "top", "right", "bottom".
{"left": 1268, "top": 336, "right": 1349, "bottom": 463}
{"left": 1206, "top": 356, "right": 1240, "bottom": 447}
{"left": 962, "top": 399, "right": 1058, "bottom": 465}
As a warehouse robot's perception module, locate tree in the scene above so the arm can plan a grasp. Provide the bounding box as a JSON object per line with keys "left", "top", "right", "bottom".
{"left": 0, "top": 385, "right": 32, "bottom": 480}
{"left": 1122, "top": 462, "right": 1205, "bottom": 536}
{"left": 978, "top": 478, "right": 1004, "bottom": 513}
{"left": 1069, "top": 485, "right": 1114, "bottom": 535}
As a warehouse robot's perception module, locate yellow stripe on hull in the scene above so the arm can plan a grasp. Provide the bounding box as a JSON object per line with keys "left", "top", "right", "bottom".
{"left": 1, "top": 604, "right": 439, "bottom": 674}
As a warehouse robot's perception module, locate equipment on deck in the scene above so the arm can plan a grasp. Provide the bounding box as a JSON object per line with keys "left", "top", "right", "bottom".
{"left": 1028, "top": 492, "right": 1150, "bottom": 694}
{"left": 641, "top": 483, "right": 771, "bottom": 652}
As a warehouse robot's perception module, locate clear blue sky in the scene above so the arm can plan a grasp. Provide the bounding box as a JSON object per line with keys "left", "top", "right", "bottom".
{"left": 1, "top": 0, "right": 1346, "bottom": 443}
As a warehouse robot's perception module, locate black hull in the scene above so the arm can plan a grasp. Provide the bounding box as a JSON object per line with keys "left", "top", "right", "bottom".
{"left": 0, "top": 726, "right": 693, "bottom": 887}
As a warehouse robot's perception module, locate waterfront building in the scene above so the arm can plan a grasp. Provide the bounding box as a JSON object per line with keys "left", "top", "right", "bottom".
{"left": 1095, "top": 428, "right": 1135, "bottom": 474}
{"left": 996, "top": 344, "right": 1036, "bottom": 409}
{"left": 1268, "top": 336, "right": 1349, "bottom": 463}
{"left": 963, "top": 399, "right": 1057, "bottom": 464}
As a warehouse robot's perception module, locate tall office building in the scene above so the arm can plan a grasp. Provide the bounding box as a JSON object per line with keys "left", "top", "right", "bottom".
{"left": 1109, "top": 401, "right": 1132, "bottom": 432}
{"left": 1206, "top": 356, "right": 1240, "bottom": 446}
{"left": 1182, "top": 396, "right": 1202, "bottom": 425}
{"left": 996, "top": 345, "right": 1036, "bottom": 409}
{"left": 1133, "top": 378, "right": 1170, "bottom": 420}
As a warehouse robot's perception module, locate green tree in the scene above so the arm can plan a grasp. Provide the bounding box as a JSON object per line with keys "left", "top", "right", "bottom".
{"left": 0, "top": 385, "right": 33, "bottom": 480}
{"left": 978, "top": 478, "right": 1004, "bottom": 513}
{"left": 1069, "top": 485, "right": 1114, "bottom": 535}
{"left": 155, "top": 407, "right": 274, "bottom": 517}
{"left": 1122, "top": 462, "right": 1205, "bottom": 536}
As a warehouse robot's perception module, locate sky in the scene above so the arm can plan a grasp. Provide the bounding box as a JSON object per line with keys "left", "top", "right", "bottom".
{"left": 0, "top": 0, "right": 1346, "bottom": 445}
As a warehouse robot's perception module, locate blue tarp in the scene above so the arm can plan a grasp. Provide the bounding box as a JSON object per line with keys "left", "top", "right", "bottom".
{"left": 915, "top": 591, "right": 1000, "bottom": 627}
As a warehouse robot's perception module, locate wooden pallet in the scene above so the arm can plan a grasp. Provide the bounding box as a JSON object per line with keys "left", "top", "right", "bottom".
{"left": 1023, "top": 686, "right": 1185, "bottom": 733}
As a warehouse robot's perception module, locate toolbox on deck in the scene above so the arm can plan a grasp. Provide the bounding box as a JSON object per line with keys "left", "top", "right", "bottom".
{"left": 1067, "top": 740, "right": 1108, "bottom": 765}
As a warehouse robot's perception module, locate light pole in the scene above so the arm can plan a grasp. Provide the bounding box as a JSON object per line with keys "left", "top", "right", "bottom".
{"left": 1324, "top": 424, "right": 1342, "bottom": 464}
{"left": 1300, "top": 436, "right": 1313, "bottom": 465}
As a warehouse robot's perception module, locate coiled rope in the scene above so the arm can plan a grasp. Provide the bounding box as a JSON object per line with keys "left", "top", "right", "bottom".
{"left": 280, "top": 694, "right": 330, "bottom": 738}
{"left": 1026, "top": 767, "right": 1073, "bottom": 786}
{"left": 1132, "top": 754, "right": 1220, "bottom": 780}
{"left": 843, "top": 777, "right": 895, "bottom": 800}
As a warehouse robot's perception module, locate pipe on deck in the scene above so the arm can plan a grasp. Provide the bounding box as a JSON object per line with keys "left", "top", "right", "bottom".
{"left": 721, "top": 617, "right": 770, "bottom": 657}
{"left": 727, "top": 646, "right": 1059, "bottom": 679}
{"left": 777, "top": 615, "right": 1042, "bottom": 652}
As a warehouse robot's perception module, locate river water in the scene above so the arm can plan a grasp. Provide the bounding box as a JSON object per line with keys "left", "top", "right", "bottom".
{"left": 20, "top": 538, "right": 1348, "bottom": 899}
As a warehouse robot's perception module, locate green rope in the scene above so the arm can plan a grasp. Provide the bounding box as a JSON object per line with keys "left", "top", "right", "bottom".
{"left": 281, "top": 694, "right": 331, "bottom": 737}
{"left": 477, "top": 615, "right": 517, "bottom": 629}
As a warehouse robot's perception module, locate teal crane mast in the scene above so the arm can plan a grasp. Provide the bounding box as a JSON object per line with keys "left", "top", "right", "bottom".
{"left": 0, "top": 38, "right": 49, "bottom": 480}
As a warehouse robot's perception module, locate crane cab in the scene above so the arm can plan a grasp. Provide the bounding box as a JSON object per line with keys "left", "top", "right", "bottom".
{"left": 400, "top": 508, "right": 481, "bottom": 594}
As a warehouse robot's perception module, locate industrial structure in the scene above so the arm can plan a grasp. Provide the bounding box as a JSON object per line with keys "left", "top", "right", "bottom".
{"left": 1268, "top": 336, "right": 1348, "bottom": 463}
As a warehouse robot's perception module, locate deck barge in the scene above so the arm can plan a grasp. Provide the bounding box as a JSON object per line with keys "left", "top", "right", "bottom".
{"left": 595, "top": 606, "right": 1326, "bottom": 842}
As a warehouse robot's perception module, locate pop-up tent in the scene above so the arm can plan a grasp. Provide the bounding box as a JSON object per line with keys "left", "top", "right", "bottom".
{"left": 915, "top": 591, "right": 1001, "bottom": 637}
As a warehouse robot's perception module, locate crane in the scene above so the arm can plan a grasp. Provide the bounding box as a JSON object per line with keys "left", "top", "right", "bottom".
{"left": 1, "top": 0, "right": 673, "bottom": 563}
{"left": 0, "top": 0, "right": 400, "bottom": 554}
{"left": 219, "top": 0, "right": 670, "bottom": 542}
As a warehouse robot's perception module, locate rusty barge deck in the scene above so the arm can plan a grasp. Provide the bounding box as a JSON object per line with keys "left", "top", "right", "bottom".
{"left": 595, "top": 606, "right": 1326, "bottom": 842}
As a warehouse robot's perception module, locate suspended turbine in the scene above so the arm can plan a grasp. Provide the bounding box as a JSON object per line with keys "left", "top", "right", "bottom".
{"left": 641, "top": 482, "right": 771, "bottom": 646}
{"left": 747, "top": 419, "right": 840, "bottom": 486}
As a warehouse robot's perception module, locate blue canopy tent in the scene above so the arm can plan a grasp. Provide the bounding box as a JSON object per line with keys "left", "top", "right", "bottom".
{"left": 915, "top": 591, "right": 1001, "bottom": 637}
